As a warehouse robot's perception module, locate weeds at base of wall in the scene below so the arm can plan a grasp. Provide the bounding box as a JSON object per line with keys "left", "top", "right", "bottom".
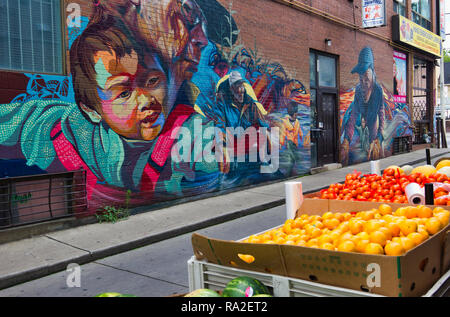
{"left": 96, "top": 190, "right": 131, "bottom": 224}
{"left": 95, "top": 205, "right": 130, "bottom": 224}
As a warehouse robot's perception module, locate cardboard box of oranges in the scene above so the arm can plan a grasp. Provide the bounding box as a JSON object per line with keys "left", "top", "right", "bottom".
{"left": 192, "top": 199, "right": 450, "bottom": 297}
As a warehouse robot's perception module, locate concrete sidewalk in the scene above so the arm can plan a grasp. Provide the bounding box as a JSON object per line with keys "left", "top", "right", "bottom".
{"left": 1, "top": 147, "right": 450, "bottom": 290}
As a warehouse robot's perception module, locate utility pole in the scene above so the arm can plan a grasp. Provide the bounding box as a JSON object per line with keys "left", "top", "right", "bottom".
{"left": 440, "top": 7, "right": 448, "bottom": 147}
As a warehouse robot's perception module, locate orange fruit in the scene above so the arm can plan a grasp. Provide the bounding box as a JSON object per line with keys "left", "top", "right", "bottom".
{"left": 364, "top": 220, "right": 383, "bottom": 233}
{"left": 433, "top": 207, "right": 446, "bottom": 215}
{"left": 296, "top": 240, "right": 307, "bottom": 246}
{"left": 417, "top": 206, "right": 433, "bottom": 219}
{"left": 378, "top": 204, "right": 393, "bottom": 215}
{"left": 334, "top": 212, "right": 345, "bottom": 222}
{"left": 337, "top": 221, "right": 350, "bottom": 232}
{"left": 399, "top": 237, "right": 415, "bottom": 252}
{"left": 320, "top": 242, "right": 335, "bottom": 250}
{"left": 318, "top": 234, "right": 333, "bottom": 246}
{"left": 264, "top": 240, "right": 276, "bottom": 244}
{"left": 425, "top": 217, "right": 442, "bottom": 235}
{"left": 283, "top": 222, "right": 293, "bottom": 234}
{"left": 356, "top": 231, "right": 370, "bottom": 240}
{"left": 349, "top": 219, "right": 364, "bottom": 235}
{"left": 384, "top": 241, "right": 405, "bottom": 256}
{"left": 361, "top": 210, "right": 375, "bottom": 221}
{"left": 306, "top": 238, "right": 319, "bottom": 247}
{"left": 310, "top": 227, "right": 322, "bottom": 239}
{"left": 435, "top": 212, "right": 450, "bottom": 227}
{"left": 394, "top": 207, "right": 407, "bottom": 217}
{"left": 378, "top": 227, "right": 393, "bottom": 241}
{"left": 343, "top": 212, "right": 353, "bottom": 221}
{"left": 356, "top": 239, "right": 370, "bottom": 253}
{"left": 407, "top": 232, "right": 425, "bottom": 246}
{"left": 328, "top": 230, "right": 342, "bottom": 241}
{"left": 339, "top": 232, "right": 354, "bottom": 243}
{"left": 311, "top": 220, "right": 324, "bottom": 229}
{"left": 365, "top": 242, "right": 384, "bottom": 255}
{"left": 273, "top": 237, "right": 285, "bottom": 244}
{"left": 247, "top": 236, "right": 262, "bottom": 244}
{"left": 284, "top": 240, "right": 296, "bottom": 245}
{"left": 398, "top": 219, "right": 418, "bottom": 236}
{"left": 322, "top": 212, "right": 334, "bottom": 220}
{"left": 323, "top": 218, "right": 340, "bottom": 230}
{"left": 405, "top": 207, "right": 418, "bottom": 219}
{"left": 369, "top": 230, "right": 388, "bottom": 247}
{"left": 238, "top": 254, "right": 256, "bottom": 263}
{"left": 337, "top": 240, "right": 356, "bottom": 252}
{"left": 386, "top": 221, "right": 401, "bottom": 237}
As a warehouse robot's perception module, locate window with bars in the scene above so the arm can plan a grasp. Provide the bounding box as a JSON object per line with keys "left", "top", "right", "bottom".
{"left": 0, "top": 0, "right": 63, "bottom": 74}
{"left": 411, "top": 0, "right": 432, "bottom": 31}
{"left": 393, "top": 0, "right": 406, "bottom": 17}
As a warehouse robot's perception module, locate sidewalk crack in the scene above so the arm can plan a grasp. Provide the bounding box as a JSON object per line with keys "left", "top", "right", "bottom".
{"left": 44, "top": 235, "right": 92, "bottom": 255}
{"left": 93, "top": 261, "right": 188, "bottom": 289}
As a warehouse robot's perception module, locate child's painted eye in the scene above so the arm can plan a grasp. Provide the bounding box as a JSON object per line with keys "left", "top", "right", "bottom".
{"left": 147, "top": 77, "right": 160, "bottom": 88}
{"left": 117, "top": 90, "right": 131, "bottom": 99}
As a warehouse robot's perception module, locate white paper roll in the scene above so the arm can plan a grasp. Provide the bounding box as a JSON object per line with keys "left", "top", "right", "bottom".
{"left": 405, "top": 182, "right": 425, "bottom": 205}
{"left": 370, "top": 160, "right": 381, "bottom": 175}
{"left": 285, "top": 182, "right": 303, "bottom": 220}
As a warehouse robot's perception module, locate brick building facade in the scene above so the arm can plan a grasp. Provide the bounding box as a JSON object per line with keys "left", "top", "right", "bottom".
{"left": 0, "top": 0, "right": 443, "bottom": 225}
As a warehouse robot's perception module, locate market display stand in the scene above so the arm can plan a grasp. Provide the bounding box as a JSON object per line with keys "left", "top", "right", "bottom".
{"left": 187, "top": 256, "right": 449, "bottom": 297}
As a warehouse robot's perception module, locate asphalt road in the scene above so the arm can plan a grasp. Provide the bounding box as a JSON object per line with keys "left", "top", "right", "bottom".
{"left": 0, "top": 205, "right": 286, "bottom": 297}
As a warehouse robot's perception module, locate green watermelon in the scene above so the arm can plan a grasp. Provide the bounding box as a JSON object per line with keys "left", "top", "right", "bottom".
{"left": 222, "top": 276, "right": 270, "bottom": 297}
{"left": 185, "top": 289, "right": 221, "bottom": 297}
{"left": 95, "top": 292, "right": 123, "bottom": 297}
{"left": 95, "top": 292, "right": 136, "bottom": 297}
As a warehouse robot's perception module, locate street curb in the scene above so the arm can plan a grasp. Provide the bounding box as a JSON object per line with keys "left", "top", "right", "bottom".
{"left": 1, "top": 149, "right": 450, "bottom": 290}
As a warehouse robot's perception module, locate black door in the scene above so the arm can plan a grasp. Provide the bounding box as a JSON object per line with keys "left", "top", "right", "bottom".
{"left": 310, "top": 51, "right": 338, "bottom": 167}
{"left": 317, "top": 92, "right": 338, "bottom": 165}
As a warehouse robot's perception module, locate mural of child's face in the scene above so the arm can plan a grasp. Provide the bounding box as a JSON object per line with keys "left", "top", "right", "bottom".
{"left": 94, "top": 49, "right": 168, "bottom": 141}
{"left": 359, "top": 67, "right": 374, "bottom": 103}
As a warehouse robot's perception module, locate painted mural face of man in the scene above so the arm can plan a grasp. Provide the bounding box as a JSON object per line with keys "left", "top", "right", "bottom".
{"left": 359, "top": 67, "right": 374, "bottom": 103}
{"left": 92, "top": 49, "right": 168, "bottom": 141}
{"left": 231, "top": 81, "right": 246, "bottom": 105}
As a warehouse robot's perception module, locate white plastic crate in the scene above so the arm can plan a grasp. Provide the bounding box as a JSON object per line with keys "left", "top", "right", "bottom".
{"left": 188, "top": 256, "right": 449, "bottom": 297}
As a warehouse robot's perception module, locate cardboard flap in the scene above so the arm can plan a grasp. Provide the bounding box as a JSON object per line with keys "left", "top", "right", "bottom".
{"left": 296, "top": 199, "right": 329, "bottom": 218}
{"left": 399, "top": 226, "right": 447, "bottom": 297}
{"left": 442, "top": 229, "right": 450, "bottom": 274}
{"left": 192, "top": 233, "right": 288, "bottom": 276}
{"left": 192, "top": 233, "right": 215, "bottom": 261}
{"left": 281, "top": 244, "right": 398, "bottom": 295}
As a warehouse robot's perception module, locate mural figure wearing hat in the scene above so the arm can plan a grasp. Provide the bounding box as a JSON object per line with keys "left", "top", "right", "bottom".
{"left": 340, "top": 46, "right": 385, "bottom": 165}
{"left": 215, "top": 71, "right": 268, "bottom": 130}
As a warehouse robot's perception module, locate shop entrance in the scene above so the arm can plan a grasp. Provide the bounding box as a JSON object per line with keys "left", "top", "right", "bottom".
{"left": 412, "top": 57, "right": 432, "bottom": 144}
{"left": 310, "top": 51, "right": 339, "bottom": 167}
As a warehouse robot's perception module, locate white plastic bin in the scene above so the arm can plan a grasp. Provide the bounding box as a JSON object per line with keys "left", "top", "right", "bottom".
{"left": 187, "top": 256, "right": 449, "bottom": 297}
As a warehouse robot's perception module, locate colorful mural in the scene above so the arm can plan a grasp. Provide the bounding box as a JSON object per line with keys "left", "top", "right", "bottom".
{"left": 339, "top": 47, "right": 413, "bottom": 166}
{"left": 0, "top": 0, "right": 310, "bottom": 213}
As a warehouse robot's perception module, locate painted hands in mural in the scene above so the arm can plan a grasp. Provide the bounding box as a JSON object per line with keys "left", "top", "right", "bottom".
{"left": 368, "top": 139, "right": 382, "bottom": 161}
{"left": 340, "top": 139, "right": 350, "bottom": 166}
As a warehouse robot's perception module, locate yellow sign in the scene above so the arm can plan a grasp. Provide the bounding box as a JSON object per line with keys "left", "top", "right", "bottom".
{"left": 395, "top": 15, "right": 442, "bottom": 57}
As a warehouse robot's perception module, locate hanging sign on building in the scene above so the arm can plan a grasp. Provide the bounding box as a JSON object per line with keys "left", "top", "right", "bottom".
{"left": 362, "top": 0, "right": 386, "bottom": 28}
{"left": 440, "top": 0, "right": 446, "bottom": 41}
{"left": 392, "top": 15, "right": 442, "bottom": 57}
{"left": 393, "top": 51, "right": 407, "bottom": 103}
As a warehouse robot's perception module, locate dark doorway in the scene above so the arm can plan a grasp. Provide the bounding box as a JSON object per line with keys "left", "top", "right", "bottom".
{"left": 310, "top": 51, "right": 339, "bottom": 167}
